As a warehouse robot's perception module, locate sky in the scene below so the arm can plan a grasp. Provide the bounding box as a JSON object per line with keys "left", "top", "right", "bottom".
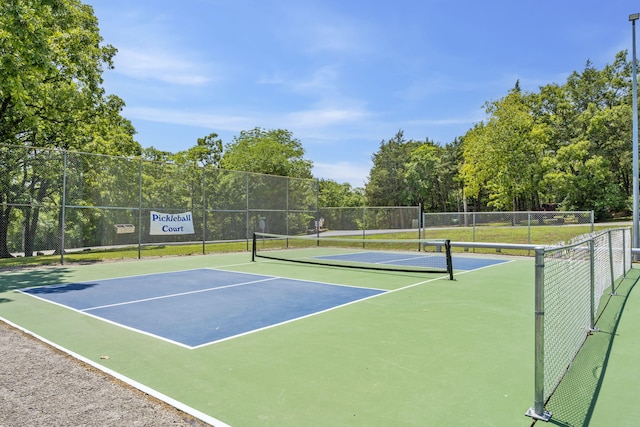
{"left": 86, "top": 0, "right": 635, "bottom": 187}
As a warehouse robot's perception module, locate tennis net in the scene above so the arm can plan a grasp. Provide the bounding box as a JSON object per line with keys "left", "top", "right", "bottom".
{"left": 252, "top": 232, "right": 453, "bottom": 279}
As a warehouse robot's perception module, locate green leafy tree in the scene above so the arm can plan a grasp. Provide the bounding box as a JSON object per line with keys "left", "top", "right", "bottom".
{"left": 0, "top": 0, "right": 139, "bottom": 257}
{"left": 318, "top": 179, "right": 365, "bottom": 207}
{"left": 533, "top": 52, "right": 632, "bottom": 217}
{"left": 461, "top": 86, "right": 549, "bottom": 211}
{"left": 365, "top": 130, "right": 422, "bottom": 206}
{"left": 404, "top": 141, "right": 445, "bottom": 211}
{"left": 542, "top": 140, "right": 621, "bottom": 219}
{"left": 173, "top": 132, "right": 223, "bottom": 167}
{"left": 221, "top": 127, "right": 312, "bottom": 178}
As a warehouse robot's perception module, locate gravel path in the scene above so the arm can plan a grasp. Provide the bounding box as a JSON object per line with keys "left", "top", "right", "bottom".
{"left": 0, "top": 321, "right": 212, "bottom": 427}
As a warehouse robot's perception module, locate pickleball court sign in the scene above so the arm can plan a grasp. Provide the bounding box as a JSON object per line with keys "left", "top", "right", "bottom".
{"left": 149, "top": 211, "right": 195, "bottom": 235}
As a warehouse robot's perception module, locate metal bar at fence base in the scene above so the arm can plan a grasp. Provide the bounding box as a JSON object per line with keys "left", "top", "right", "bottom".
{"left": 526, "top": 247, "right": 552, "bottom": 421}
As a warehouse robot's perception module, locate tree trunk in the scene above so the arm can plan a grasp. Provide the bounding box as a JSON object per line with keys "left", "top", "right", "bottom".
{"left": 0, "top": 206, "right": 14, "bottom": 258}
{"left": 23, "top": 206, "right": 33, "bottom": 257}
{"left": 23, "top": 179, "right": 50, "bottom": 257}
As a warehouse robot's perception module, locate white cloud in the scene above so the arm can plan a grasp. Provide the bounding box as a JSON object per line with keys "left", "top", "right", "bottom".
{"left": 312, "top": 161, "right": 370, "bottom": 187}
{"left": 113, "top": 48, "right": 213, "bottom": 85}
{"left": 124, "top": 107, "right": 253, "bottom": 131}
{"left": 285, "top": 107, "right": 370, "bottom": 128}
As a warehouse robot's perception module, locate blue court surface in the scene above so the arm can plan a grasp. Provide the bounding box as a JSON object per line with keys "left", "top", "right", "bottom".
{"left": 316, "top": 251, "right": 507, "bottom": 270}
{"left": 20, "top": 269, "right": 385, "bottom": 348}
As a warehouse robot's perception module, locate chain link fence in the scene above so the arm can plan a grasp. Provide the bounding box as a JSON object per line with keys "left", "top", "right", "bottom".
{"left": 317, "top": 206, "right": 422, "bottom": 238}
{"left": 0, "top": 144, "right": 319, "bottom": 261}
{"left": 527, "top": 227, "right": 632, "bottom": 421}
{"left": 424, "top": 211, "right": 594, "bottom": 245}
{"left": 0, "top": 143, "right": 608, "bottom": 265}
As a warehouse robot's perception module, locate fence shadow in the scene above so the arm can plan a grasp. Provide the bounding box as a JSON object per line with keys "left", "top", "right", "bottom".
{"left": 540, "top": 268, "right": 640, "bottom": 426}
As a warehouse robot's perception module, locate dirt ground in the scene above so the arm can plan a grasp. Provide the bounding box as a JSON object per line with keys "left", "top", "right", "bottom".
{"left": 0, "top": 321, "right": 212, "bottom": 427}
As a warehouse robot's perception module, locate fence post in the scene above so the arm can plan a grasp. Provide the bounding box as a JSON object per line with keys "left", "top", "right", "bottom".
{"left": 245, "top": 172, "right": 250, "bottom": 251}
{"left": 472, "top": 212, "right": 476, "bottom": 251}
{"left": 202, "top": 165, "right": 206, "bottom": 255}
{"left": 418, "top": 204, "right": 422, "bottom": 251}
{"left": 527, "top": 247, "right": 552, "bottom": 421}
{"left": 623, "top": 230, "right": 627, "bottom": 279}
{"left": 589, "top": 239, "right": 598, "bottom": 332}
{"left": 608, "top": 230, "right": 616, "bottom": 295}
{"left": 362, "top": 207, "right": 366, "bottom": 248}
{"left": 60, "top": 150, "right": 67, "bottom": 265}
{"left": 316, "top": 181, "right": 320, "bottom": 238}
{"left": 138, "top": 158, "right": 143, "bottom": 260}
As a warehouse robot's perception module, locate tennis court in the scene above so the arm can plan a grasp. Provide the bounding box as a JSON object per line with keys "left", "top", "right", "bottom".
{"left": 1, "top": 246, "right": 639, "bottom": 426}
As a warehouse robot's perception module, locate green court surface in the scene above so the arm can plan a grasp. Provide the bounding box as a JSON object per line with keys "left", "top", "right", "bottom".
{"left": 0, "top": 252, "right": 638, "bottom": 427}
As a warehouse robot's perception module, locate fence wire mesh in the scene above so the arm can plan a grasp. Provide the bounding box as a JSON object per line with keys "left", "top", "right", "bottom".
{"left": 423, "top": 211, "right": 594, "bottom": 245}
{"left": 530, "top": 227, "right": 632, "bottom": 419}
{"left": 317, "top": 206, "right": 421, "bottom": 236}
{"left": 0, "top": 144, "right": 320, "bottom": 261}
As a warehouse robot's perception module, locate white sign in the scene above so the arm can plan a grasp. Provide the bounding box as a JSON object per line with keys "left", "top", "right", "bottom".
{"left": 149, "top": 211, "right": 195, "bottom": 235}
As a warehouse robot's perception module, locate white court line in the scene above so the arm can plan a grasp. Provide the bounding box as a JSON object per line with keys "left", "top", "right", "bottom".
{"left": 81, "top": 277, "right": 278, "bottom": 312}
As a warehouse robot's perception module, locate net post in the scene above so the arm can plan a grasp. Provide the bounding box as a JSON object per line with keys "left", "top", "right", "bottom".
{"left": 445, "top": 239, "right": 453, "bottom": 280}
{"left": 526, "top": 246, "right": 552, "bottom": 421}
{"left": 251, "top": 232, "right": 257, "bottom": 262}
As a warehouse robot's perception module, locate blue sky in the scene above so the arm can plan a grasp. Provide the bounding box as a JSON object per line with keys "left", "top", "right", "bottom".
{"left": 86, "top": 0, "right": 635, "bottom": 187}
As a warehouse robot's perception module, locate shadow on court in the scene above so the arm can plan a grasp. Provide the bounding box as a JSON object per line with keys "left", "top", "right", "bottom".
{"left": 538, "top": 269, "right": 640, "bottom": 427}
{"left": 0, "top": 267, "right": 75, "bottom": 295}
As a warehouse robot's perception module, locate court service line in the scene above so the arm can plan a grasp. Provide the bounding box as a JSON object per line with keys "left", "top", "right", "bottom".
{"left": 81, "top": 277, "right": 279, "bottom": 312}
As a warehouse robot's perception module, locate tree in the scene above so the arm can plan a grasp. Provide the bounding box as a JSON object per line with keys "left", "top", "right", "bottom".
{"left": 404, "top": 141, "right": 444, "bottom": 211}
{"left": 220, "top": 127, "right": 312, "bottom": 178}
{"left": 541, "top": 140, "right": 622, "bottom": 219}
{"left": 533, "top": 52, "right": 632, "bottom": 217}
{"left": 173, "top": 132, "right": 223, "bottom": 167}
{"left": 365, "top": 130, "right": 422, "bottom": 206}
{"left": 318, "top": 179, "right": 365, "bottom": 207}
{"left": 461, "top": 86, "right": 549, "bottom": 211}
{"left": 0, "top": 0, "right": 139, "bottom": 257}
